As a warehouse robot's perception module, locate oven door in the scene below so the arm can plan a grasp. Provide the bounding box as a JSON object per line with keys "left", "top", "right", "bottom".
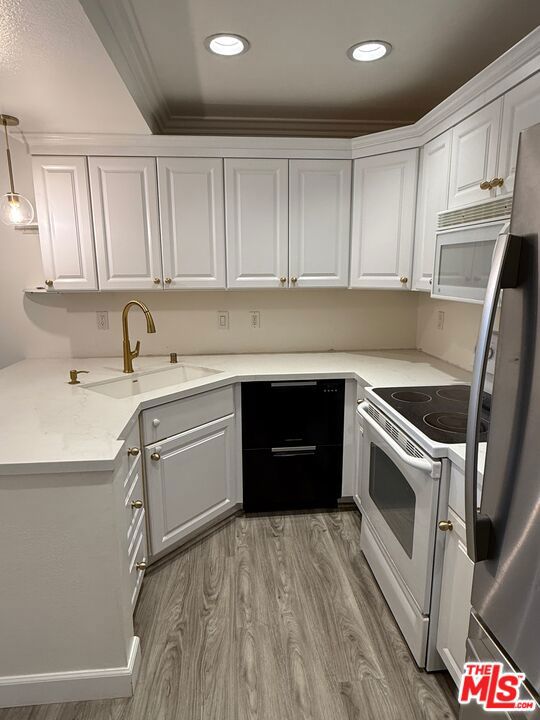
{"left": 359, "top": 405, "right": 442, "bottom": 613}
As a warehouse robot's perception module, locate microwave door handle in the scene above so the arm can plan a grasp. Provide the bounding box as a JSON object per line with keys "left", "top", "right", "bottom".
{"left": 358, "top": 405, "right": 439, "bottom": 477}
{"left": 465, "top": 232, "right": 521, "bottom": 562}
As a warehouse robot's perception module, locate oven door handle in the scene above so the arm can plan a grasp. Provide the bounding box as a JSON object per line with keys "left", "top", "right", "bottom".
{"left": 465, "top": 231, "right": 521, "bottom": 562}
{"left": 358, "top": 405, "right": 440, "bottom": 478}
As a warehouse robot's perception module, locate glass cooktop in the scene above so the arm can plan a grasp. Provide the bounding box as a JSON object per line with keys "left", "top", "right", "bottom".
{"left": 372, "top": 384, "right": 491, "bottom": 444}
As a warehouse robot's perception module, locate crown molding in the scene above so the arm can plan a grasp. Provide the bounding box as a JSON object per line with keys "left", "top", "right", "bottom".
{"left": 159, "top": 115, "right": 413, "bottom": 139}
{"left": 79, "top": 0, "right": 168, "bottom": 132}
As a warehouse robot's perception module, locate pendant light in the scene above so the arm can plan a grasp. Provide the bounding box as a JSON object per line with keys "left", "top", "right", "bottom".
{"left": 0, "top": 114, "right": 34, "bottom": 226}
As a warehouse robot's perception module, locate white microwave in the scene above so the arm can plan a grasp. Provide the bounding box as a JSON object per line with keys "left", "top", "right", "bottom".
{"left": 432, "top": 220, "right": 509, "bottom": 303}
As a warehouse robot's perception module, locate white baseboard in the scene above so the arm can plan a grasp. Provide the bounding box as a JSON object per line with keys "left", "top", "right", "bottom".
{"left": 0, "top": 636, "right": 141, "bottom": 709}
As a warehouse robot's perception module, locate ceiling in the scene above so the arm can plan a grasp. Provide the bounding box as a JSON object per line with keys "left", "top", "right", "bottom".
{"left": 0, "top": 0, "right": 149, "bottom": 135}
{"left": 80, "top": 0, "right": 540, "bottom": 137}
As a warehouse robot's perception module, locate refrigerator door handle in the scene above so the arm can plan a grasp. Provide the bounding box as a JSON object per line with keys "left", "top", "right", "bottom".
{"left": 465, "top": 231, "right": 521, "bottom": 562}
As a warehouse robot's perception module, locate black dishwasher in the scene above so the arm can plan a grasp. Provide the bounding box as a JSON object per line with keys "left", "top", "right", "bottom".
{"left": 241, "top": 380, "right": 345, "bottom": 512}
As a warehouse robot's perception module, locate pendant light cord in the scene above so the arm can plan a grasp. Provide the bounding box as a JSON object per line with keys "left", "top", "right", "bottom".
{"left": 3, "top": 119, "right": 15, "bottom": 196}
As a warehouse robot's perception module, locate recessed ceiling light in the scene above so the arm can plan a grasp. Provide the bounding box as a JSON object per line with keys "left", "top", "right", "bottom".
{"left": 205, "top": 33, "right": 250, "bottom": 57}
{"left": 347, "top": 40, "right": 392, "bottom": 62}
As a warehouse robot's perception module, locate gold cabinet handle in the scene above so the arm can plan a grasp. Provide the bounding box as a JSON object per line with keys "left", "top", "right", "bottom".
{"left": 127, "top": 447, "right": 140, "bottom": 456}
{"left": 280, "top": 276, "right": 287, "bottom": 285}
{"left": 489, "top": 177, "right": 504, "bottom": 189}
{"left": 290, "top": 276, "right": 298, "bottom": 284}
{"left": 131, "top": 499, "right": 143, "bottom": 509}
{"left": 164, "top": 277, "right": 172, "bottom": 284}
{"left": 150, "top": 452, "right": 161, "bottom": 461}
{"left": 438, "top": 520, "right": 453, "bottom": 532}
{"left": 136, "top": 560, "right": 147, "bottom": 571}
{"left": 45, "top": 279, "right": 54, "bottom": 287}
{"left": 153, "top": 277, "right": 161, "bottom": 284}
{"left": 399, "top": 276, "right": 408, "bottom": 284}
{"left": 68, "top": 369, "right": 89, "bottom": 385}
{"left": 479, "top": 180, "right": 492, "bottom": 190}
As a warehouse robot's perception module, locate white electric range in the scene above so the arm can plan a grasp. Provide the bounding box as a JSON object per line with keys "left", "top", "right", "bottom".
{"left": 356, "top": 383, "right": 491, "bottom": 671}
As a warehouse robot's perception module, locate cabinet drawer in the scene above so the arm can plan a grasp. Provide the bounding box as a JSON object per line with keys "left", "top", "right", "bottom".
{"left": 116, "top": 420, "right": 142, "bottom": 485}
{"left": 142, "top": 386, "right": 234, "bottom": 443}
{"left": 124, "top": 463, "right": 145, "bottom": 548}
{"left": 128, "top": 512, "right": 148, "bottom": 609}
{"left": 449, "top": 463, "right": 465, "bottom": 521}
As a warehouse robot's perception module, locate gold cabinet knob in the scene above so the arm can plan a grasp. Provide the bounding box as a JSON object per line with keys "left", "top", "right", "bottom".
{"left": 150, "top": 452, "right": 161, "bottom": 461}
{"left": 479, "top": 180, "right": 492, "bottom": 190}
{"left": 290, "top": 276, "right": 298, "bottom": 284}
{"left": 131, "top": 499, "right": 143, "bottom": 509}
{"left": 489, "top": 177, "right": 504, "bottom": 189}
{"left": 165, "top": 277, "right": 172, "bottom": 284}
{"left": 438, "top": 520, "right": 453, "bottom": 532}
{"left": 45, "top": 279, "right": 54, "bottom": 287}
{"left": 136, "top": 560, "right": 147, "bottom": 571}
{"left": 153, "top": 277, "right": 161, "bottom": 284}
{"left": 280, "top": 276, "right": 287, "bottom": 284}
{"left": 400, "top": 276, "right": 408, "bottom": 284}
{"left": 127, "top": 447, "right": 140, "bottom": 456}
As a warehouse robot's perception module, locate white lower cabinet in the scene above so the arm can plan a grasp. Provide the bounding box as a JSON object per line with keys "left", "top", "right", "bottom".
{"left": 350, "top": 149, "right": 418, "bottom": 289}
{"left": 145, "top": 414, "right": 236, "bottom": 555}
{"left": 353, "top": 406, "right": 363, "bottom": 510}
{"left": 436, "top": 506, "right": 474, "bottom": 686}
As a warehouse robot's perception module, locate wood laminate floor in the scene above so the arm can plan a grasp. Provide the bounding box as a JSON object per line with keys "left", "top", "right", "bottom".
{"left": 1, "top": 511, "right": 458, "bottom": 720}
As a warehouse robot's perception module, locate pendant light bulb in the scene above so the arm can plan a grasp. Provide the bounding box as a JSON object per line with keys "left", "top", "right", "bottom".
{"left": 0, "top": 114, "right": 34, "bottom": 226}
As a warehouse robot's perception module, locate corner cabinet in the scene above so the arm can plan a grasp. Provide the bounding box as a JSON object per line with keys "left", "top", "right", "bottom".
{"left": 289, "top": 159, "right": 351, "bottom": 287}
{"left": 225, "top": 158, "right": 289, "bottom": 288}
{"left": 32, "top": 156, "right": 98, "bottom": 291}
{"left": 412, "top": 132, "right": 452, "bottom": 291}
{"left": 88, "top": 157, "right": 163, "bottom": 290}
{"left": 350, "top": 149, "right": 418, "bottom": 290}
{"left": 157, "top": 158, "right": 226, "bottom": 289}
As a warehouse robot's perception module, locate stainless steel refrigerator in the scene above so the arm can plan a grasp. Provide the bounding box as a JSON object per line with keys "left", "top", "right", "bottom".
{"left": 461, "top": 122, "right": 540, "bottom": 718}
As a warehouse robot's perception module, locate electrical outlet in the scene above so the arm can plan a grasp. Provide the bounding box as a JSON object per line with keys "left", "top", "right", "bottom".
{"left": 249, "top": 310, "right": 260, "bottom": 329}
{"left": 217, "top": 310, "right": 229, "bottom": 330}
{"left": 96, "top": 311, "right": 109, "bottom": 330}
{"left": 437, "top": 310, "right": 445, "bottom": 331}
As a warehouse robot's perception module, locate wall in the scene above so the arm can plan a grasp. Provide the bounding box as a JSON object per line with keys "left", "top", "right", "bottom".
{"left": 10, "top": 289, "right": 418, "bottom": 362}
{"left": 416, "top": 293, "right": 483, "bottom": 371}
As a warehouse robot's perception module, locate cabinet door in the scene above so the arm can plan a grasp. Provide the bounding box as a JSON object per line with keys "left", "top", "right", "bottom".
{"left": 413, "top": 132, "right": 452, "bottom": 291}
{"left": 448, "top": 99, "right": 502, "bottom": 208}
{"left": 145, "top": 415, "right": 236, "bottom": 555}
{"left": 350, "top": 149, "right": 418, "bottom": 289}
{"left": 32, "top": 156, "right": 98, "bottom": 291}
{"left": 289, "top": 159, "right": 351, "bottom": 287}
{"left": 436, "top": 508, "right": 474, "bottom": 686}
{"left": 158, "top": 158, "right": 226, "bottom": 289}
{"left": 225, "top": 159, "right": 288, "bottom": 288}
{"left": 498, "top": 72, "right": 540, "bottom": 196}
{"left": 89, "top": 157, "right": 163, "bottom": 290}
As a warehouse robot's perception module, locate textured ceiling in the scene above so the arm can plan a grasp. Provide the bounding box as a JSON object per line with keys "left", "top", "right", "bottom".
{"left": 80, "top": 0, "right": 540, "bottom": 137}
{"left": 0, "top": 0, "right": 149, "bottom": 134}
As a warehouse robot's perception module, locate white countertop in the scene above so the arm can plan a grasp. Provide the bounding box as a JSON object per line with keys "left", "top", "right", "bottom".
{"left": 448, "top": 442, "right": 488, "bottom": 479}
{"left": 0, "top": 349, "right": 471, "bottom": 475}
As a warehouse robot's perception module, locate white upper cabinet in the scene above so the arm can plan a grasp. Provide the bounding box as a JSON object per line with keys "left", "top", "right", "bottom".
{"left": 157, "top": 158, "right": 226, "bottom": 289}
{"left": 498, "top": 73, "right": 540, "bottom": 196}
{"left": 32, "top": 156, "right": 98, "bottom": 291}
{"left": 413, "top": 132, "right": 452, "bottom": 292}
{"left": 289, "top": 160, "right": 351, "bottom": 287}
{"left": 225, "top": 158, "right": 288, "bottom": 288}
{"left": 350, "top": 149, "right": 418, "bottom": 290}
{"left": 89, "top": 157, "right": 163, "bottom": 290}
{"left": 448, "top": 99, "right": 503, "bottom": 208}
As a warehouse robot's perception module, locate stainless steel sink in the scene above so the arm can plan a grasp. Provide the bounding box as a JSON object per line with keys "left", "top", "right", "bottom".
{"left": 84, "top": 364, "right": 221, "bottom": 398}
